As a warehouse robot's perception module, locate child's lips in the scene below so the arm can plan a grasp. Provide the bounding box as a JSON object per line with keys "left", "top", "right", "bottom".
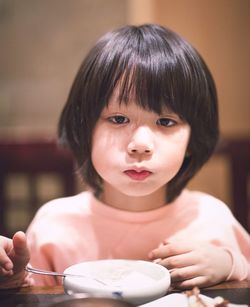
{"left": 124, "top": 169, "right": 152, "bottom": 181}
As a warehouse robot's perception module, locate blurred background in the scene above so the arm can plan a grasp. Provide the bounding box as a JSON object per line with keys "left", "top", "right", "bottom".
{"left": 0, "top": 0, "right": 249, "bottom": 236}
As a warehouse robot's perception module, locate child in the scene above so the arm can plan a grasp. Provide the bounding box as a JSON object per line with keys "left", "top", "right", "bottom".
{"left": 0, "top": 24, "right": 249, "bottom": 290}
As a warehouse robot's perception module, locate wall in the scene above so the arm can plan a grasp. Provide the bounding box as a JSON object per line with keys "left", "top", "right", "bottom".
{"left": 0, "top": 0, "right": 127, "bottom": 138}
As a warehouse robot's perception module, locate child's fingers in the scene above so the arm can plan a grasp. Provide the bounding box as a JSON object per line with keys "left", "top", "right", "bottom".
{"left": 172, "top": 275, "right": 208, "bottom": 290}
{"left": 12, "top": 232, "right": 29, "bottom": 256}
{"left": 0, "top": 232, "right": 29, "bottom": 287}
{"left": 0, "top": 236, "right": 14, "bottom": 271}
{"left": 149, "top": 241, "right": 193, "bottom": 260}
{"left": 0, "top": 254, "right": 13, "bottom": 272}
{"left": 158, "top": 251, "right": 197, "bottom": 270}
{"left": 11, "top": 232, "right": 30, "bottom": 268}
{"left": 0, "top": 267, "right": 13, "bottom": 277}
{"left": 170, "top": 265, "right": 197, "bottom": 283}
{"left": 153, "top": 258, "right": 162, "bottom": 264}
{"left": 0, "top": 231, "right": 29, "bottom": 275}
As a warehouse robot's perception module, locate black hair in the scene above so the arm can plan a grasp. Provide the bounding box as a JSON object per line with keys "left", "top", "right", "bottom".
{"left": 58, "top": 24, "right": 219, "bottom": 202}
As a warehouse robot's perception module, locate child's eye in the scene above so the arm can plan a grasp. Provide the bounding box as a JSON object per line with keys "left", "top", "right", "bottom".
{"left": 108, "top": 115, "right": 129, "bottom": 124}
{"left": 156, "top": 118, "right": 176, "bottom": 127}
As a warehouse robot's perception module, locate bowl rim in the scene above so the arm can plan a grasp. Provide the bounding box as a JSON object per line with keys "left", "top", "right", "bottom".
{"left": 63, "top": 259, "right": 170, "bottom": 295}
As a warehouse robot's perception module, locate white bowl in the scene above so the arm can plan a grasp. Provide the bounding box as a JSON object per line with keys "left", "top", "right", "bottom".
{"left": 63, "top": 259, "right": 171, "bottom": 305}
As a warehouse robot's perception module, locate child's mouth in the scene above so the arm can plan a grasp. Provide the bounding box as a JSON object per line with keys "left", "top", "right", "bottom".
{"left": 124, "top": 169, "right": 152, "bottom": 181}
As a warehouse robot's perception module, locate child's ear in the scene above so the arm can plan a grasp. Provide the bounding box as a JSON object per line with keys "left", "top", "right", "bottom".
{"left": 185, "top": 151, "right": 191, "bottom": 158}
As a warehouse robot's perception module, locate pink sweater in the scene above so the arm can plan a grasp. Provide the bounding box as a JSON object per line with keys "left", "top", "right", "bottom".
{"left": 26, "top": 189, "right": 250, "bottom": 285}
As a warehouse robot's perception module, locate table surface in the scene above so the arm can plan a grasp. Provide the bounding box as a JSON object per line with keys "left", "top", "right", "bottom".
{"left": 0, "top": 280, "right": 249, "bottom": 306}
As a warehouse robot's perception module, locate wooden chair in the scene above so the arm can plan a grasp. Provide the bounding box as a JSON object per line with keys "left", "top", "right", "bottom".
{"left": 215, "top": 138, "right": 250, "bottom": 232}
{"left": 0, "top": 139, "right": 77, "bottom": 237}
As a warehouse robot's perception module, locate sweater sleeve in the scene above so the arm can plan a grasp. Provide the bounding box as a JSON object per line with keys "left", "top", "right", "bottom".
{"left": 225, "top": 247, "right": 250, "bottom": 281}
{"left": 206, "top": 198, "right": 250, "bottom": 281}
{"left": 222, "top": 219, "right": 250, "bottom": 281}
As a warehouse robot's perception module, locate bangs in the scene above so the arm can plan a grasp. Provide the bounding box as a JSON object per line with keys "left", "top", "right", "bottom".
{"left": 94, "top": 24, "right": 212, "bottom": 122}
{"left": 113, "top": 65, "right": 175, "bottom": 115}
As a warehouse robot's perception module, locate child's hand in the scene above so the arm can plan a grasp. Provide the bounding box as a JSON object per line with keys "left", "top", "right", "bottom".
{"left": 148, "top": 241, "right": 232, "bottom": 289}
{"left": 0, "top": 231, "right": 30, "bottom": 288}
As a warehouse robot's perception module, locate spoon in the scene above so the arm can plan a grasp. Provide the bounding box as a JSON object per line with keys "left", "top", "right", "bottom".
{"left": 25, "top": 266, "right": 108, "bottom": 286}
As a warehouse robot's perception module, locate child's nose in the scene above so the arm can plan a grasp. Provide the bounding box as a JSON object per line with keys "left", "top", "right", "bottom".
{"left": 127, "top": 127, "right": 154, "bottom": 155}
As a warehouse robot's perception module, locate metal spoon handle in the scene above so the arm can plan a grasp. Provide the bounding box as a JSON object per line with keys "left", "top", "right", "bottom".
{"left": 25, "top": 266, "right": 65, "bottom": 277}
{"left": 25, "top": 266, "right": 108, "bottom": 285}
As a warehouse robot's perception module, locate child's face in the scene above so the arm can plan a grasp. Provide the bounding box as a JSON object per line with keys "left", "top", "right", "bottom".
{"left": 91, "top": 93, "right": 191, "bottom": 206}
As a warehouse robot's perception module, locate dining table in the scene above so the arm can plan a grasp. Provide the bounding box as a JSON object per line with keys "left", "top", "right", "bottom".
{"left": 0, "top": 280, "right": 249, "bottom": 306}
